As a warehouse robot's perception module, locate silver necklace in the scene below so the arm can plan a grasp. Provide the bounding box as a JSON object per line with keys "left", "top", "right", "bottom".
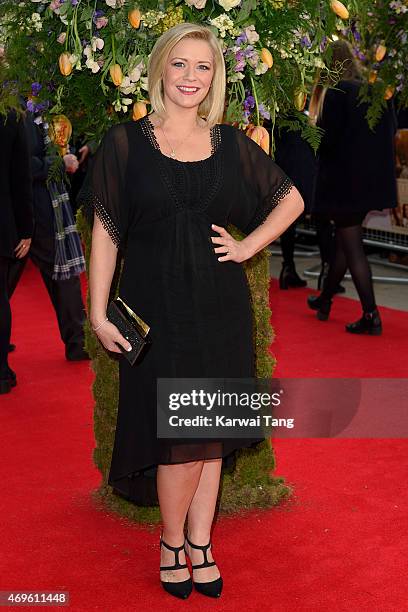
{"left": 159, "top": 120, "right": 199, "bottom": 160}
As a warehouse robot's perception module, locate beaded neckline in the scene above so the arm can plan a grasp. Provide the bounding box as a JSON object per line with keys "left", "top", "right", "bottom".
{"left": 142, "top": 115, "right": 221, "bottom": 164}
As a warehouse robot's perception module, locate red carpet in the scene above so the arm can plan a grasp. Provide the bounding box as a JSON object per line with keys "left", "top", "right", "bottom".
{"left": 1, "top": 262, "right": 407, "bottom": 611}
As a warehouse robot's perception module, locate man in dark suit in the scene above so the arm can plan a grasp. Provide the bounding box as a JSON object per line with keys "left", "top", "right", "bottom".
{"left": 0, "top": 110, "right": 34, "bottom": 393}
{"left": 7, "top": 112, "right": 89, "bottom": 361}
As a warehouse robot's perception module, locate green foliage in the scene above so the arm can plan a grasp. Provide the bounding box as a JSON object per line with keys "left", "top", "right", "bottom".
{"left": 3, "top": 0, "right": 402, "bottom": 143}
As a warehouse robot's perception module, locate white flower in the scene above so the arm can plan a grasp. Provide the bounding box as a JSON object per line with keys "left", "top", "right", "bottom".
{"left": 209, "top": 14, "right": 235, "bottom": 36}
{"left": 244, "top": 25, "right": 259, "bottom": 45}
{"left": 91, "top": 36, "right": 104, "bottom": 52}
{"left": 255, "top": 62, "right": 268, "bottom": 76}
{"left": 86, "top": 57, "right": 100, "bottom": 73}
{"left": 83, "top": 46, "right": 92, "bottom": 58}
{"left": 57, "top": 32, "right": 66, "bottom": 44}
{"left": 129, "top": 61, "right": 144, "bottom": 82}
{"left": 119, "top": 76, "right": 137, "bottom": 95}
{"left": 184, "top": 0, "right": 207, "bottom": 8}
{"left": 218, "top": 0, "right": 241, "bottom": 11}
{"left": 228, "top": 72, "right": 244, "bottom": 82}
{"left": 106, "top": 0, "right": 124, "bottom": 8}
{"left": 140, "top": 76, "right": 149, "bottom": 91}
{"left": 122, "top": 98, "right": 133, "bottom": 105}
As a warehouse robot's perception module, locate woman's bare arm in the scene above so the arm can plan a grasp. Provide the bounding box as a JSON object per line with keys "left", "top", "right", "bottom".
{"left": 212, "top": 186, "right": 305, "bottom": 262}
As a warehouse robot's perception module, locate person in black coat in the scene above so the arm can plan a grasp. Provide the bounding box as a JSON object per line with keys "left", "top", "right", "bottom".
{"left": 274, "top": 122, "right": 317, "bottom": 288}
{"left": 307, "top": 40, "right": 397, "bottom": 335}
{"left": 0, "top": 110, "right": 33, "bottom": 393}
{"left": 7, "top": 112, "right": 89, "bottom": 361}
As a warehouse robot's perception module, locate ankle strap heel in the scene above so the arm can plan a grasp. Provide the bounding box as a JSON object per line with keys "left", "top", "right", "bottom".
{"left": 185, "top": 535, "right": 223, "bottom": 598}
{"left": 160, "top": 538, "right": 192, "bottom": 600}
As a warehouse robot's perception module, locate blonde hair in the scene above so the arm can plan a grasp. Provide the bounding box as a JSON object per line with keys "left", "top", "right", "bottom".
{"left": 147, "top": 23, "right": 226, "bottom": 128}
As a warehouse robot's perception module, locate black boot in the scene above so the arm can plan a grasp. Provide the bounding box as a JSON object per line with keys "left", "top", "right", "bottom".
{"left": 0, "top": 366, "right": 15, "bottom": 394}
{"left": 279, "top": 262, "right": 307, "bottom": 290}
{"left": 345, "top": 308, "right": 382, "bottom": 335}
{"left": 307, "top": 294, "right": 332, "bottom": 321}
{"left": 317, "top": 262, "right": 346, "bottom": 294}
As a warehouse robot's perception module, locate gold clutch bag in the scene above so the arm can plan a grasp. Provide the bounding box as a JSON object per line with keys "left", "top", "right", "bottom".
{"left": 106, "top": 296, "right": 150, "bottom": 365}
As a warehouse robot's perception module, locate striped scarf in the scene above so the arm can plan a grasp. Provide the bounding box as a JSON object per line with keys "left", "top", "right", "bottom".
{"left": 42, "top": 122, "right": 85, "bottom": 280}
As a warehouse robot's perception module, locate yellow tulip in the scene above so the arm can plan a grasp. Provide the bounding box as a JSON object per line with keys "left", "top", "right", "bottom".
{"left": 110, "top": 64, "right": 123, "bottom": 87}
{"left": 375, "top": 44, "right": 387, "bottom": 62}
{"left": 260, "top": 48, "right": 273, "bottom": 69}
{"left": 128, "top": 9, "right": 141, "bottom": 29}
{"left": 294, "top": 89, "right": 307, "bottom": 111}
{"left": 246, "top": 125, "right": 270, "bottom": 155}
{"left": 59, "top": 52, "right": 73, "bottom": 77}
{"left": 132, "top": 101, "right": 147, "bottom": 121}
{"left": 368, "top": 70, "right": 377, "bottom": 84}
{"left": 384, "top": 85, "right": 395, "bottom": 100}
{"left": 330, "top": 0, "right": 349, "bottom": 19}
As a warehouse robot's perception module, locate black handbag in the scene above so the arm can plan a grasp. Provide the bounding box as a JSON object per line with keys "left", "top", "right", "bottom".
{"left": 107, "top": 297, "right": 150, "bottom": 365}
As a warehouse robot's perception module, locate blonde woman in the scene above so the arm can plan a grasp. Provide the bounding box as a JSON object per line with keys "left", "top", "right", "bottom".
{"left": 79, "top": 23, "right": 303, "bottom": 600}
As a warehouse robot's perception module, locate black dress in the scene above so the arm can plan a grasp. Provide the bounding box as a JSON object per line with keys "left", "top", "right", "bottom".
{"left": 313, "top": 79, "right": 398, "bottom": 216}
{"left": 79, "top": 115, "right": 293, "bottom": 505}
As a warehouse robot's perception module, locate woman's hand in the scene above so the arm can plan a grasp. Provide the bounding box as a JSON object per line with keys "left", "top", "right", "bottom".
{"left": 211, "top": 224, "right": 252, "bottom": 263}
{"left": 92, "top": 319, "right": 132, "bottom": 354}
{"left": 15, "top": 238, "right": 32, "bottom": 259}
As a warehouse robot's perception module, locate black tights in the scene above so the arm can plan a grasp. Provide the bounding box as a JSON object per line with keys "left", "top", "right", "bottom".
{"left": 321, "top": 221, "right": 376, "bottom": 312}
{"left": 0, "top": 257, "right": 11, "bottom": 376}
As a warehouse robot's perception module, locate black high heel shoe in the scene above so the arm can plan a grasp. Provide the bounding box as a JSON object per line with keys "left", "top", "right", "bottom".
{"left": 185, "top": 535, "right": 223, "bottom": 598}
{"left": 279, "top": 262, "right": 307, "bottom": 290}
{"left": 307, "top": 294, "right": 333, "bottom": 321}
{"left": 160, "top": 538, "right": 192, "bottom": 600}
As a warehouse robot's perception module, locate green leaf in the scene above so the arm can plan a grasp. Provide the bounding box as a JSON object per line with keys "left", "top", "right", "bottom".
{"left": 236, "top": 0, "right": 257, "bottom": 25}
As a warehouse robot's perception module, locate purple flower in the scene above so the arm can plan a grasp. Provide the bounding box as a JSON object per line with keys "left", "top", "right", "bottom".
{"left": 243, "top": 45, "right": 255, "bottom": 57}
{"left": 352, "top": 29, "right": 361, "bottom": 42}
{"left": 31, "top": 82, "right": 42, "bottom": 97}
{"left": 93, "top": 9, "right": 104, "bottom": 20}
{"left": 300, "top": 36, "right": 312, "bottom": 49}
{"left": 244, "top": 94, "right": 255, "bottom": 111}
{"left": 320, "top": 36, "right": 328, "bottom": 52}
{"left": 236, "top": 32, "right": 247, "bottom": 45}
{"left": 71, "top": 0, "right": 78, "bottom": 5}
{"left": 26, "top": 99, "right": 35, "bottom": 113}
{"left": 235, "top": 60, "right": 246, "bottom": 72}
{"left": 258, "top": 104, "right": 270, "bottom": 121}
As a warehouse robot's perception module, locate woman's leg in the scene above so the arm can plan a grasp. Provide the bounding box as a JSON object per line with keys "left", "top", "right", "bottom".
{"left": 157, "top": 460, "right": 204, "bottom": 582}
{"left": 323, "top": 222, "right": 376, "bottom": 311}
{"left": 186, "top": 458, "right": 222, "bottom": 582}
{"left": 157, "top": 457, "right": 223, "bottom": 583}
{"left": 321, "top": 229, "right": 348, "bottom": 298}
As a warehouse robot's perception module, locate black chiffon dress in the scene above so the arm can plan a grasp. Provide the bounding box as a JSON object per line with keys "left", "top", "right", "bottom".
{"left": 79, "top": 115, "right": 294, "bottom": 506}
